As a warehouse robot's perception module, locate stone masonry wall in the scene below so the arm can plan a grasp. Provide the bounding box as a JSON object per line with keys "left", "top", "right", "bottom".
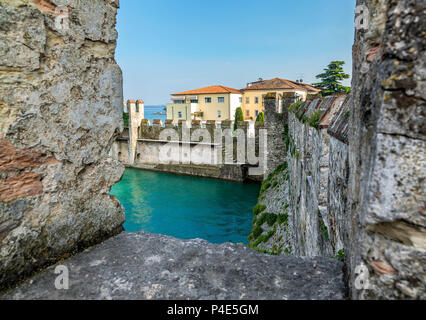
{"left": 112, "top": 117, "right": 265, "bottom": 181}
{"left": 250, "top": 0, "right": 425, "bottom": 299}
{"left": 264, "top": 96, "right": 287, "bottom": 177}
{"left": 285, "top": 97, "right": 349, "bottom": 259}
{"left": 248, "top": 96, "right": 349, "bottom": 258}
{"left": 0, "top": 0, "right": 125, "bottom": 289}
{"left": 347, "top": 0, "right": 425, "bottom": 299}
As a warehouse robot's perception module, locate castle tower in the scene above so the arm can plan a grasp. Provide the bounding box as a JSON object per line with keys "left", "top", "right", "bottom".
{"left": 127, "top": 99, "right": 144, "bottom": 165}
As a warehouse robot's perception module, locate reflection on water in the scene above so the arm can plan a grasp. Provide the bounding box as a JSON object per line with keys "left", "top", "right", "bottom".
{"left": 110, "top": 169, "right": 260, "bottom": 244}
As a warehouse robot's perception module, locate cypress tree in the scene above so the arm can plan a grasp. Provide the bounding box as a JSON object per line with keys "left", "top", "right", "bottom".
{"left": 234, "top": 107, "right": 244, "bottom": 131}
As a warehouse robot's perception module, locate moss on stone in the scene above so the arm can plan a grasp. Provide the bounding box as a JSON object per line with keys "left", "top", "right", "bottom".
{"left": 257, "top": 212, "right": 278, "bottom": 227}
{"left": 344, "top": 110, "right": 350, "bottom": 118}
{"left": 253, "top": 203, "right": 267, "bottom": 215}
{"left": 260, "top": 179, "right": 272, "bottom": 194}
{"left": 251, "top": 225, "right": 263, "bottom": 239}
{"left": 277, "top": 213, "right": 289, "bottom": 226}
{"left": 272, "top": 180, "right": 279, "bottom": 189}
{"left": 320, "top": 220, "right": 329, "bottom": 242}
{"left": 334, "top": 249, "right": 345, "bottom": 261}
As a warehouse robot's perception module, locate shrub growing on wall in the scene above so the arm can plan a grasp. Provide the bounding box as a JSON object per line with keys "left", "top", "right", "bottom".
{"left": 256, "top": 112, "right": 265, "bottom": 123}
{"left": 123, "top": 112, "right": 129, "bottom": 127}
{"left": 307, "top": 110, "right": 322, "bottom": 129}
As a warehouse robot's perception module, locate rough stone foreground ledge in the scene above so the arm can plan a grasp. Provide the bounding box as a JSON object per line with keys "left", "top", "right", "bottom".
{"left": 1, "top": 232, "right": 345, "bottom": 300}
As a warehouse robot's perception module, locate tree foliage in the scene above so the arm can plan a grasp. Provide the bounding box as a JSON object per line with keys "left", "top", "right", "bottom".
{"left": 312, "top": 61, "right": 351, "bottom": 96}
{"left": 234, "top": 107, "right": 244, "bottom": 131}
{"left": 123, "top": 112, "right": 129, "bottom": 127}
{"left": 256, "top": 112, "right": 265, "bottom": 123}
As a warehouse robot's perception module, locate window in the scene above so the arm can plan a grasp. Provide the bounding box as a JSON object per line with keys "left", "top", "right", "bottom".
{"left": 245, "top": 97, "right": 250, "bottom": 104}
{"left": 239, "top": 97, "right": 242, "bottom": 103}
{"left": 218, "top": 97, "right": 225, "bottom": 103}
{"left": 175, "top": 100, "right": 184, "bottom": 104}
{"left": 217, "top": 110, "right": 222, "bottom": 118}
{"left": 246, "top": 110, "right": 250, "bottom": 117}
{"left": 178, "top": 111, "right": 182, "bottom": 118}
{"left": 255, "top": 110, "right": 259, "bottom": 117}
{"left": 190, "top": 99, "right": 198, "bottom": 103}
{"left": 205, "top": 97, "right": 212, "bottom": 103}
{"left": 255, "top": 97, "right": 259, "bottom": 104}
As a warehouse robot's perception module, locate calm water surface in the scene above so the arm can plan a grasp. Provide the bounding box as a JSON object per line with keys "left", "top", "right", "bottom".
{"left": 111, "top": 169, "right": 260, "bottom": 244}
{"left": 144, "top": 105, "right": 167, "bottom": 123}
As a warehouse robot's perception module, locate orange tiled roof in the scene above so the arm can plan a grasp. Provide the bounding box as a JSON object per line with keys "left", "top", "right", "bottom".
{"left": 173, "top": 85, "right": 241, "bottom": 96}
{"left": 288, "top": 81, "right": 321, "bottom": 93}
{"left": 241, "top": 78, "right": 320, "bottom": 92}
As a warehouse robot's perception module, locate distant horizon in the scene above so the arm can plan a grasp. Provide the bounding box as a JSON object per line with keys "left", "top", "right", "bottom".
{"left": 117, "top": 0, "right": 356, "bottom": 105}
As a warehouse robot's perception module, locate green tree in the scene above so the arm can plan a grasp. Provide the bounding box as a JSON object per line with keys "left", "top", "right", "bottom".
{"left": 312, "top": 61, "right": 351, "bottom": 96}
{"left": 256, "top": 112, "right": 265, "bottom": 123}
{"left": 123, "top": 112, "right": 129, "bottom": 127}
{"left": 234, "top": 107, "right": 244, "bottom": 131}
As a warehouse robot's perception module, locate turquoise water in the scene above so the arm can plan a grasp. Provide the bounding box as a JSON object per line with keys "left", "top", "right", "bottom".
{"left": 144, "top": 105, "right": 167, "bottom": 123}
{"left": 111, "top": 169, "right": 260, "bottom": 244}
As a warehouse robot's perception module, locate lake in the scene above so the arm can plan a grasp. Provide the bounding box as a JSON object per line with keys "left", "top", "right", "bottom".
{"left": 144, "top": 105, "right": 167, "bottom": 124}
{"left": 110, "top": 169, "right": 260, "bottom": 244}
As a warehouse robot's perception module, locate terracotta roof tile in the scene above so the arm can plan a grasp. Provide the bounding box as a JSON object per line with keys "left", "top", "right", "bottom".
{"left": 173, "top": 85, "right": 241, "bottom": 95}
{"left": 288, "top": 81, "right": 321, "bottom": 93}
{"left": 242, "top": 78, "right": 321, "bottom": 93}
{"left": 242, "top": 78, "right": 304, "bottom": 91}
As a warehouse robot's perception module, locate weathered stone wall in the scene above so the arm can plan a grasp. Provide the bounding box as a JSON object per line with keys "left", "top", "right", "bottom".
{"left": 251, "top": 0, "right": 425, "bottom": 299}
{"left": 327, "top": 137, "right": 349, "bottom": 258}
{"left": 0, "top": 0, "right": 124, "bottom": 289}
{"left": 135, "top": 140, "right": 220, "bottom": 167}
{"left": 127, "top": 100, "right": 143, "bottom": 166}
{"left": 112, "top": 119, "right": 264, "bottom": 182}
{"left": 347, "top": 0, "right": 425, "bottom": 299}
{"left": 249, "top": 95, "right": 352, "bottom": 286}
{"left": 264, "top": 96, "right": 287, "bottom": 177}
{"left": 248, "top": 96, "right": 349, "bottom": 257}
{"left": 286, "top": 97, "right": 346, "bottom": 258}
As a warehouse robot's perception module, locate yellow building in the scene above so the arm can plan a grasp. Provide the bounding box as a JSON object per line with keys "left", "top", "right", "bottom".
{"left": 167, "top": 85, "right": 242, "bottom": 122}
{"left": 240, "top": 78, "right": 321, "bottom": 120}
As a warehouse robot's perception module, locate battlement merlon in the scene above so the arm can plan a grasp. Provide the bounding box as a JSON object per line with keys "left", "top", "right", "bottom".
{"left": 127, "top": 99, "right": 145, "bottom": 165}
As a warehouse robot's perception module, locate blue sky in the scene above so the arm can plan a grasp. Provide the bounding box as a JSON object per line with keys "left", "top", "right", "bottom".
{"left": 116, "top": 0, "right": 356, "bottom": 105}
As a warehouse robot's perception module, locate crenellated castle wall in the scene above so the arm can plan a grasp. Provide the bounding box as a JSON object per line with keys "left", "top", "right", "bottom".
{"left": 112, "top": 118, "right": 264, "bottom": 182}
